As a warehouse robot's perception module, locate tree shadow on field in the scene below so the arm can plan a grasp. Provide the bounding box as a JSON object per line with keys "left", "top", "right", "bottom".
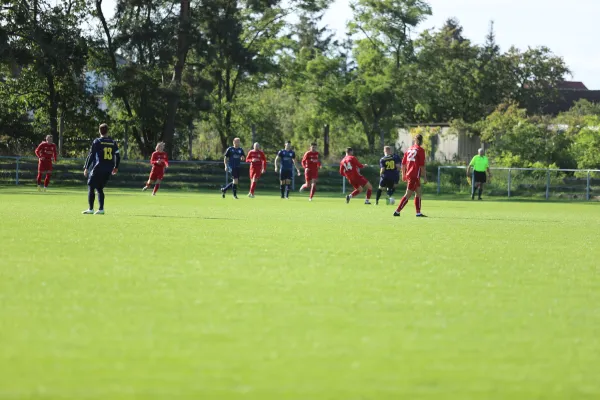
{"left": 131, "top": 214, "right": 238, "bottom": 221}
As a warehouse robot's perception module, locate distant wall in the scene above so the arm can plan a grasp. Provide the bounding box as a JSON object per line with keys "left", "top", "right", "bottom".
{"left": 396, "top": 127, "right": 480, "bottom": 162}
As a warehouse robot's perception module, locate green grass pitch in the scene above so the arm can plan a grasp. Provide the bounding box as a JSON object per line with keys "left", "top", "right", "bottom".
{"left": 1, "top": 187, "right": 599, "bottom": 399}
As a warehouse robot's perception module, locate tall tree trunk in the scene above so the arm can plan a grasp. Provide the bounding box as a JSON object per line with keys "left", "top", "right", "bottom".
{"left": 161, "top": 0, "right": 191, "bottom": 158}
{"left": 95, "top": 0, "right": 152, "bottom": 157}
{"left": 58, "top": 110, "right": 65, "bottom": 156}
{"left": 46, "top": 72, "right": 58, "bottom": 138}
{"left": 323, "top": 124, "right": 330, "bottom": 157}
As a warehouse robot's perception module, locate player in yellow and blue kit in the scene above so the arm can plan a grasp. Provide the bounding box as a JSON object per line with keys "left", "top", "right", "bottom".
{"left": 376, "top": 146, "right": 401, "bottom": 205}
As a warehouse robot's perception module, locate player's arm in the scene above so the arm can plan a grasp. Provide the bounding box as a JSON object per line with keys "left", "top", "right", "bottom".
{"left": 261, "top": 153, "right": 267, "bottom": 173}
{"left": 292, "top": 156, "right": 301, "bottom": 176}
{"left": 150, "top": 152, "right": 158, "bottom": 165}
{"left": 35, "top": 143, "right": 42, "bottom": 158}
{"left": 301, "top": 153, "right": 308, "bottom": 169}
{"left": 113, "top": 142, "right": 120, "bottom": 174}
{"left": 164, "top": 153, "right": 169, "bottom": 168}
{"left": 401, "top": 164, "right": 407, "bottom": 181}
{"left": 223, "top": 148, "right": 229, "bottom": 171}
{"left": 83, "top": 142, "right": 95, "bottom": 177}
{"left": 379, "top": 159, "right": 385, "bottom": 176}
{"left": 274, "top": 152, "right": 280, "bottom": 172}
{"left": 419, "top": 151, "right": 427, "bottom": 183}
{"left": 53, "top": 144, "right": 58, "bottom": 162}
{"left": 339, "top": 162, "right": 345, "bottom": 177}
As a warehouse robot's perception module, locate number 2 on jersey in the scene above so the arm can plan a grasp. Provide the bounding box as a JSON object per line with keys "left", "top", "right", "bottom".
{"left": 385, "top": 160, "right": 395, "bottom": 170}
{"left": 407, "top": 149, "right": 417, "bottom": 162}
{"left": 103, "top": 147, "right": 113, "bottom": 160}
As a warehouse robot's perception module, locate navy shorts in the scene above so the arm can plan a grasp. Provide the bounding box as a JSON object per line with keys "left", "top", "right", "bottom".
{"left": 228, "top": 166, "right": 240, "bottom": 179}
{"left": 279, "top": 169, "right": 293, "bottom": 181}
{"left": 88, "top": 169, "right": 111, "bottom": 189}
{"left": 379, "top": 175, "right": 399, "bottom": 188}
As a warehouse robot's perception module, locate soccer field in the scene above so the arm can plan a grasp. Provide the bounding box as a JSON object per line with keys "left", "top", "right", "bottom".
{"left": 1, "top": 187, "right": 599, "bottom": 399}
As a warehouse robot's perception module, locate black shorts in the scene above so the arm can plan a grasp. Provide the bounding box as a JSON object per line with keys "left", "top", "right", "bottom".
{"left": 474, "top": 171, "right": 487, "bottom": 184}
{"left": 379, "top": 175, "right": 399, "bottom": 189}
{"left": 88, "top": 169, "right": 111, "bottom": 189}
{"left": 228, "top": 166, "right": 240, "bottom": 179}
{"left": 279, "top": 169, "right": 293, "bottom": 181}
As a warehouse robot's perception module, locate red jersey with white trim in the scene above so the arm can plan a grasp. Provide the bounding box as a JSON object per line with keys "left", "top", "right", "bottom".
{"left": 246, "top": 149, "right": 267, "bottom": 170}
{"left": 302, "top": 151, "right": 321, "bottom": 170}
{"left": 339, "top": 155, "right": 365, "bottom": 180}
{"left": 35, "top": 142, "right": 57, "bottom": 162}
{"left": 402, "top": 144, "right": 426, "bottom": 180}
{"left": 151, "top": 151, "right": 169, "bottom": 169}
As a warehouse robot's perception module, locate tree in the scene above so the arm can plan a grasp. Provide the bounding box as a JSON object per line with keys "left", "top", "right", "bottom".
{"left": 1, "top": 0, "right": 100, "bottom": 154}
{"left": 505, "top": 46, "right": 571, "bottom": 114}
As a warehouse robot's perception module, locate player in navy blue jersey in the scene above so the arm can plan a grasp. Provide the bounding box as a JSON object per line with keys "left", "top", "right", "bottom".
{"left": 221, "top": 137, "right": 245, "bottom": 199}
{"left": 376, "top": 146, "right": 402, "bottom": 205}
{"left": 274, "top": 140, "right": 301, "bottom": 199}
{"left": 82, "top": 123, "right": 120, "bottom": 215}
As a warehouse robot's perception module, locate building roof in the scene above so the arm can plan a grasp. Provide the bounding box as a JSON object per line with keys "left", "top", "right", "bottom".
{"left": 557, "top": 81, "right": 588, "bottom": 91}
{"left": 543, "top": 90, "right": 600, "bottom": 115}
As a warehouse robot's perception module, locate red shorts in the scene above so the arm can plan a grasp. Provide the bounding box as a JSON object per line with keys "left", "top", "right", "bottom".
{"left": 249, "top": 167, "right": 262, "bottom": 180}
{"left": 348, "top": 175, "right": 368, "bottom": 189}
{"left": 38, "top": 160, "right": 53, "bottom": 172}
{"left": 149, "top": 167, "right": 165, "bottom": 181}
{"left": 305, "top": 169, "right": 318, "bottom": 182}
{"left": 406, "top": 177, "right": 421, "bottom": 191}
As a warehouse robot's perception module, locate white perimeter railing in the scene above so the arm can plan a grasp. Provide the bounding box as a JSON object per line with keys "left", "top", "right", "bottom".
{"left": 437, "top": 166, "right": 600, "bottom": 201}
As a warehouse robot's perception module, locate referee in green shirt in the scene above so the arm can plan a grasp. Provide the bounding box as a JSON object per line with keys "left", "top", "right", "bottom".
{"left": 467, "top": 148, "right": 491, "bottom": 200}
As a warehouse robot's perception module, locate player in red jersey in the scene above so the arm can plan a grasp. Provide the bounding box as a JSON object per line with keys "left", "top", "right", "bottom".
{"left": 142, "top": 142, "right": 169, "bottom": 196}
{"left": 339, "top": 147, "right": 373, "bottom": 205}
{"left": 394, "top": 134, "right": 427, "bottom": 217}
{"left": 246, "top": 142, "right": 267, "bottom": 198}
{"left": 34, "top": 135, "right": 58, "bottom": 191}
{"left": 299, "top": 142, "right": 321, "bottom": 201}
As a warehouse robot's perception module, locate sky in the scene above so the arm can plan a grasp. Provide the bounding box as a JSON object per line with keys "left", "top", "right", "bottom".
{"left": 101, "top": 0, "right": 600, "bottom": 89}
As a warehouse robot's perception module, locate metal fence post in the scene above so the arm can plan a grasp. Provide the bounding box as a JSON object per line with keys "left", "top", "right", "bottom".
{"left": 15, "top": 157, "right": 20, "bottom": 185}
{"left": 507, "top": 168, "right": 511, "bottom": 198}
{"left": 587, "top": 171, "right": 591, "bottom": 201}
{"left": 545, "top": 170, "right": 550, "bottom": 200}
{"left": 342, "top": 176, "right": 346, "bottom": 194}
{"left": 437, "top": 166, "right": 441, "bottom": 195}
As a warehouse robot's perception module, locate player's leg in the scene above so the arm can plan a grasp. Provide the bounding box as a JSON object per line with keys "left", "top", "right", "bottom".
{"left": 83, "top": 182, "right": 96, "bottom": 214}
{"left": 394, "top": 182, "right": 415, "bottom": 216}
{"left": 346, "top": 181, "right": 363, "bottom": 203}
{"left": 280, "top": 177, "right": 285, "bottom": 198}
{"left": 376, "top": 176, "right": 385, "bottom": 205}
{"left": 232, "top": 177, "right": 239, "bottom": 198}
{"left": 309, "top": 178, "right": 317, "bottom": 200}
{"left": 414, "top": 184, "right": 426, "bottom": 217}
{"left": 36, "top": 167, "right": 45, "bottom": 190}
{"left": 143, "top": 178, "right": 155, "bottom": 191}
{"left": 364, "top": 182, "right": 373, "bottom": 204}
{"left": 152, "top": 180, "right": 161, "bottom": 195}
{"left": 284, "top": 179, "right": 291, "bottom": 198}
{"left": 43, "top": 172, "right": 52, "bottom": 189}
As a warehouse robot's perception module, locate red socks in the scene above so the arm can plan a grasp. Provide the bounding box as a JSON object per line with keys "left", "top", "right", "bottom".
{"left": 396, "top": 196, "right": 409, "bottom": 213}
{"left": 250, "top": 181, "right": 257, "bottom": 195}
{"left": 350, "top": 189, "right": 360, "bottom": 197}
{"left": 36, "top": 173, "right": 42, "bottom": 185}
{"left": 415, "top": 196, "right": 421, "bottom": 214}
{"left": 153, "top": 184, "right": 160, "bottom": 195}
{"left": 309, "top": 184, "right": 316, "bottom": 199}
{"left": 366, "top": 189, "right": 372, "bottom": 200}
{"left": 43, "top": 174, "right": 51, "bottom": 187}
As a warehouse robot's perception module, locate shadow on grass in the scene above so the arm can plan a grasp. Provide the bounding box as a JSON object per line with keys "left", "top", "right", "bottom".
{"left": 429, "top": 215, "right": 560, "bottom": 223}
{"left": 131, "top": 214, "right": 238, "bottom": 221}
